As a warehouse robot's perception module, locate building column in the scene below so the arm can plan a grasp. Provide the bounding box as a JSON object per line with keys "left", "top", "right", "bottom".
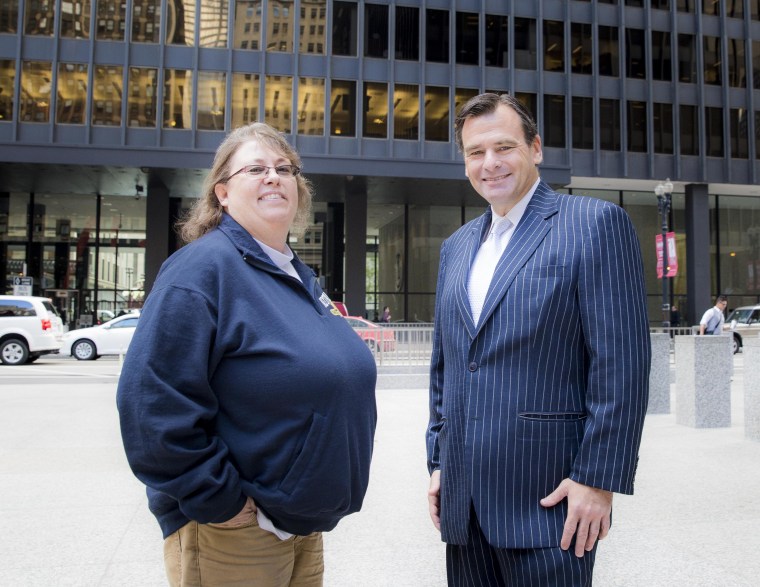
{"left": 144, "top": 178, "right": 171, "bottom": 295}
{"left": 685, "top": 183, "right": 711, "bottom": 327}
{"left": 344, "top": 177, "right": 368, "bottom": 318}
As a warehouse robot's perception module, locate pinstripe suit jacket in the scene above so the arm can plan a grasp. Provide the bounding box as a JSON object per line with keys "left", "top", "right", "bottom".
{"left": 426, "top": 181, "right": 651, "bottom": 549}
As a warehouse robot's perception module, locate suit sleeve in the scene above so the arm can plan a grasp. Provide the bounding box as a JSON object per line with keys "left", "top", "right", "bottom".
{"left": 426, "top": 241, "right": 448, "bottom": 474}
{"left": 570, "top": 202, "right": 651, "bottom": 495}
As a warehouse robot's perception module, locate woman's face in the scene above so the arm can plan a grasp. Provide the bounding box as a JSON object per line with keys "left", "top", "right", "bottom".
{"left": 214, "top": 140, "right": 299, "bottom": 241}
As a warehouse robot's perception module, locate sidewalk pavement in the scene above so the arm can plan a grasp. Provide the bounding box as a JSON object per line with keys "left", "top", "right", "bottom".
{"left": 0, "top": 356, "right": 758, "bottom": 586}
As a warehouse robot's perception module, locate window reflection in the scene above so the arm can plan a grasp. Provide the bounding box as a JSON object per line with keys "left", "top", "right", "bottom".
{"left": 127, "top": 67, "right": 157, "bottom": 127}
{"left": 297, "top": 77, "right": 325, "bottom": 135}
{"left": 197, "top": 71, "right": 226, "bottom": 130}
{"left": 56, "top": 63, "right": 88, "bottom": 124}
{"left": 543, "top": 20, "right": 564, "bottom": 72}
{"left": 332, "top": 1, "right": 357, "bottom": 56}
{"left": 704, "top": 36, "right": 722, "bottom": 85}
{"left": 653, "top": 102, "right": 673, "bottom": 154}
{"left": 706, "top": 105, "right": 723, "bottom": 154}
{"left": 572, "top": 97, "right": 593, "bottom": 149}
{"left": 625, "top": 29, "right": 645, "bottom": 79}
{"left": 299, "top": 0, "right": 326, "bottom": 54}
{"left": 330, "top": 79, "right": 355, "bottom": 136}
{"left": 231, "top": 73, "right": 260, "bottom": 127}
{"left": 363, "top": 82, "right": 388, "bottom": 138}
{"left": 167, "top": 0, "right": 195, "bottom": 45}
{"left": 25, "top": 0, "right": 55, "bottom": 36}
{"left": 425, "top": 86, "right": 448, "bottom": 142}
{"left": 678, "top": 34, "right": 696, "bottom": 82}
{"left": 514, "top": 18, "right": 536, "bottom": 70}
{"left": 680, "top": 104, "right": 698, "bottom": 155}
{"left": 426, "top": 9, "right": 449, "bottom": 63}
{"left": 20, "top": 61, "right": 52, "bottom": 123}
{"left": 600, "top": 98, "right": 620, "bottom": 151}
{"left": 456, "top": 12, "right": 478, "bottom": 65}
{"left": 396, "top": 6, "right": 419, "bottom": 60}
{"left": 598, "top": 26, "right": 619, "bottom": 77}
{"left": 0, "top": 60, "right": 14, "bottom": 121}
{"left": 268, "top": 0, "right": 292, "bottom": 52}
{"left": 728, "top": 38, "right": 746, "bottom": 88}
{"left": 365, "top": 4, "right": 388, "bottom": 58}
{"left": 234, "top": 0, "right": 262, "bottom": 50}
{"left": 543, "top": 94, "right": 565, "bottom": 148}
{"left": 92, "top": 66, "right": 122, "bottom": 126}
{"left": 61, "top": 0, "right": 90, "bottom": 39}
{"left": 200, "top": 0, "right": 228, "bottom": 48}
{"left": 627, "top": 101, "right": 647, "bottom": 152}
{"left": 455, "top": 87, "right": 478, "bottom": 118}
{"left": 1, "top": 1, "right": 19, "bottom": 34}
{"left": 515, "top": 92, "right": 537, "bottom": 120}
{"left": 96, "top": 0, "right": 126, "bottom": 41}
{"left": 163, "top": 69, "right": 193, "bottom": 129}
{"left": 571, "top": 22, "right": 592, "bottom": 74}
{"left": 264, "top": 75, "right": 293, "bottom": 133}
{"left": 652, "top": 31, "right": 671, "bottom": 81}
{"left": 393, "top": 84, "right": 418, "bottom": 140}
{"left": 730, "top": 108, "right": 749, "bottom": 159}
{"left": 132, "top": 0, "right": 160, "bottom": 43}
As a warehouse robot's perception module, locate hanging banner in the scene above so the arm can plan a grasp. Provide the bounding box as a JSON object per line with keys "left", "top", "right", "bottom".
{"left": 666, "top": 231, "right": 678, "bottom": 277}
{"left": 655, "top": 234, "right": 664, "bottom": 279}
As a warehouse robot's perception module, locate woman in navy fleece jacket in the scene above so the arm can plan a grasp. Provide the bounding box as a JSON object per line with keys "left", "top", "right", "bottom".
{"left": 116, "top": 123, "right": 377, "bottom": 586}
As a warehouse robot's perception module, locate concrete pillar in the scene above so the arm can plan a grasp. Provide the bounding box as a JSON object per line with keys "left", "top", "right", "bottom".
{"left": 648, "top": 333, "right": 671, "bottom": 414}
{"left": 743, "top": 338, "right": 760, "bottom": 442}
{"left": 675, "top": 335, "right": 732, "bottom": 427}
{"left": 685, "top": 184, "right": 711, "bottom": 328}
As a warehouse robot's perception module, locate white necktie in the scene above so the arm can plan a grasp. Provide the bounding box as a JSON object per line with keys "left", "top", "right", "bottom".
{"left": 468, "top": 218, "right": 512, "bottom": 325}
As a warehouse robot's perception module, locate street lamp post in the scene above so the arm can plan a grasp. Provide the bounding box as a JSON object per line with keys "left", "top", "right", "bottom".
{"left": 655, "top": 178, "right": 674, "bottom": 328}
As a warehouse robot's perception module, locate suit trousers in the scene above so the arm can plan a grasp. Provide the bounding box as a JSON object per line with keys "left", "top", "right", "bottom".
{"left": 446, "top": 506, "right": 596, "bottom": 587}
{"left": 163, "top": 516, "right": 323, "bottom": 587}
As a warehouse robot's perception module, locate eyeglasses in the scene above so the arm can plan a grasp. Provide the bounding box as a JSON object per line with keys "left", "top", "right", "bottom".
{"left": 226, "top": 164, "right": 301, "bottom": 182}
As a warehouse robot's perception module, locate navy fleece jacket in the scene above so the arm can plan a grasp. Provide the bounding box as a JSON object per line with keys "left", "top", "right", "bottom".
{"left": 116, "top": 214, "right": 377, "bottom": 538}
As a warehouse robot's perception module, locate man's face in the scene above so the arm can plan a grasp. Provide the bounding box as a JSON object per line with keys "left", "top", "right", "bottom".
{"left": 461, "top": 103, "right": 543, "bottom": 216}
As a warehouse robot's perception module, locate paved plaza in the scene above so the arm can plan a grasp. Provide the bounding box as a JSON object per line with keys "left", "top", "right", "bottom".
{"left": 0, "top": 356, "right": 758, "bottom": 586}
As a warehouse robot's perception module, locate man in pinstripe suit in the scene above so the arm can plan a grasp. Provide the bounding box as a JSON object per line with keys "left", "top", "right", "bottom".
{"left": 426, "top": 93, "right": 650, "bottom": 586}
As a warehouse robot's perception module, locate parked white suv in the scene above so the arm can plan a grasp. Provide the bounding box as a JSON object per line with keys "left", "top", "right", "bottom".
{"left": 0, "top": 295, "right": 64, "bottom": 365}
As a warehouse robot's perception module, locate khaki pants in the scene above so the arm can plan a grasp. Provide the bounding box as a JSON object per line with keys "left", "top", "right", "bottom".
{"left": 164, "top": 516, "right": 323, "bottom": 587}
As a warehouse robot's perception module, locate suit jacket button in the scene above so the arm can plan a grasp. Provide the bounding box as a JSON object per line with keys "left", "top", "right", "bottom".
{"left": 468, "top": 362, "right": 478, "bottom": 372}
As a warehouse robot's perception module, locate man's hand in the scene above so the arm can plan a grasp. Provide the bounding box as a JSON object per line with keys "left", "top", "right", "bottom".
{"left": 210, "top": 496, "right": 257, "bottom": 529}
{"left": 428, "top": 470, "right": 441, "bottom": 531}
{"left": 540, "top": 479, "right": 612, "bottom": 557}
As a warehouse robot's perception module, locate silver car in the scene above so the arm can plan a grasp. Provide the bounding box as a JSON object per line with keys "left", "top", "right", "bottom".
{"left": 723, "top": 304, "right": 760, "bottom": 354}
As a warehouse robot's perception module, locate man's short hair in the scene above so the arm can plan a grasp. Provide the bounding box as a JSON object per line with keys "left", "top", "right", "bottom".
{"left": 716, "top": 295, "right": 728, "bottom": 303}
{"left": 453, "top": 93, "right": 539, "bottom": 152}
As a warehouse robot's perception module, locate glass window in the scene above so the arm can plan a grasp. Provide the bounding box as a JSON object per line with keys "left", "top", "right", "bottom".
{"left": 626, "top": 29, "right": 646, "bottom": 79}
{"left": 625, "top": 0, "right": 643, "bottom": 5}
{"left": 730, "top": 108, "right": 749, "bottom": 159}
{"left": 599, "top": 26, "right": 619, "bottom": 77}
{"left": 297, "top": 77, "right": 325, "bottom": 135}
{"left": 485, "top": 15, "right": 508, "bottom": 68}
{"left": 264, "top": 75, "right": 292, "bottom": 133}
{"left": 132, "top": 0, "right": 160, "bottom": 43}
{"left": 425, "top": 86, "right": 448, "bottom": 142}
{"left": 543, "top": 94, "right": 566, "bottom": 148}
{"left": 728, "top": 38, "right": 746, "bottom": 88}
{"left": 163, "top": 69, "right": 193, "bottom": 129}
{"left": 677, "top": 0, "right": 695, "bottom": 11}
{"left": 233, "top": 1, "right": 260, "bottom": 49}
{"left": 627, "top": 100, "right": 647, "bottom": 152}
{"left": 266, "top": 1, "right": 290, "bottom": 52}
{"left": 197, "top": 71, "right": 226, "bottom": 131}
{"left": 652, "top": 0, "right": 670, "bottom": 9}
{"left": 231, "top": 73, "right": 260, "bottom": 128}
{"left": 20, "top": 61, "right": 52, "bottom": 123}
{"left": 92, "top": 65, "right": 122, "bottom": 126}
{"left": 543, "top": 20, "right": 564, "bottom": 72}
{"left": 61, "top": 0, "right": 90, "bottom": 39}
{"left": 456, "top": 12, "right": 478, "bottom": 65}
{"left": 396, "top": 6, "right": 419, "bottom": 61}
{"left": 653, "top": 102, "right": 673, "bottom": 154}
{"left": 652, "top": 31, "right": 672, "bottom": 81}
{"left": 705, "top": 106, "right": 724, "bottom": 157}
{"left": 127, "top": 67, "right": 157, "bottom": 128}
{"left": 717, "top": 196, "right": 760, "bottom": 303}
{"left": 703, "top": 0, "right": 719, "bottom": 15}
{"left": 1, "top": 1, "right": 19, "bottom": 33}
{"left": 365, "top": 4, "right": 388, "bottom": 58}
{"left": 332, "top": 1, "right": 357, "bottom": 56}
{"left": 426, "top": 9, "right": 449, "bottom": 63}
{"left": 56, "top": 63, "right": 88, "bottom": 125}
{"left": 680, "top": 104, "right": 699, "bottom": 155}
{"left": 754, "top": 41, "right": 760, "bottom": 89}
{"left": 756, "top": 111, "right": 760, "bottom": 157}
{"left": 572, "top": 97, "right": 593, "bottom": 150}
{"left": 704, "top": 36, "right": 722, "bottom": 86}
{"left": 726, "top": 0, "right": 744, "bottom": 17}
{"left": 678, "top": 34, "right": 696, "bottom": 83}
{"left": 571, "top": 22, "right": 592, "bottom": 75}
{"left": 514, "top": 18, "right": 536, "bottom": 70}
{"left": 455, "top": 87, "right": 478, "bottom": 117}
{"left": 199, "top": 1, "right": 228, "bottom": 48}
{"left": 753, "top": 1, "right": 760, "bottom": 20}
{"left": 363, "top": 81, "right": 388, "bottom": 138}
{"left": 515, "top": 92, "right": 537, "bottom": 121}
{"left": 394, "top": 83, "right": 418, "bottom": 140}
{"left": 300, "top": 0, "right": 325, "bottom": 54}
{"left": 600, "top": 98, "right": 620, "bottom": 151}
{"left": 96, "top": 0, "right": 126, "bottom": 41}
{"left": 25, "top": 0, "right": 55, "bottom": 36}
{"left": 167, "top": 0, "right": 195, "bottom": 45}
{"left": 330, "top": 79, "right": 355, "bottom": 137}
{"left": 0, "top": 60, "right": 16, "bottom": 122}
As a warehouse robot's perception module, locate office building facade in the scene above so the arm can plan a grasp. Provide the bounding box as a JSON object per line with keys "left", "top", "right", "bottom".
{"left": 1, "top": 0, "right": 760, "bottom": 326}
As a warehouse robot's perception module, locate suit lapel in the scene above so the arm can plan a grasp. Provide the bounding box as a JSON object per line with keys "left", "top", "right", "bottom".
{"left": 474, "top": 183, "right": 559, "bottom": 335}
{"left": 454, "top": 211, "right": 491, "bottom": 338}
